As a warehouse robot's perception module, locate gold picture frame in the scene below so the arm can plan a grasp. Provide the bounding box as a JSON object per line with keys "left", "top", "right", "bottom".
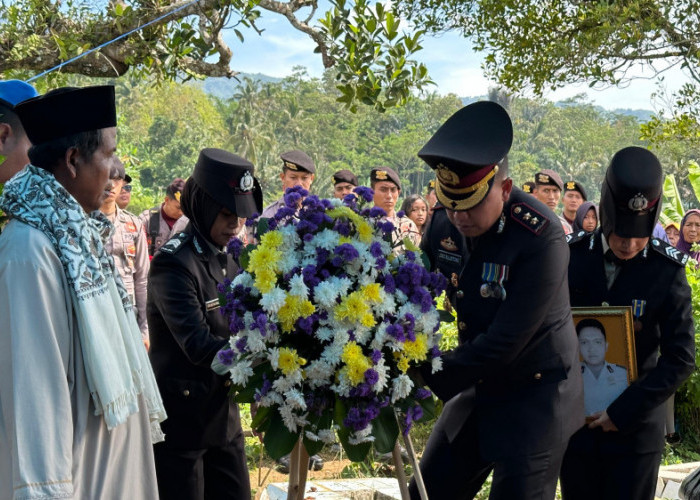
{"left": 572, "top": 306, "right": 637, "bottom": 418}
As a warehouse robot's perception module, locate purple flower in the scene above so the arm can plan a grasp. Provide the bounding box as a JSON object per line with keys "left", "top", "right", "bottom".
{"left": 383, "top": 274, "right": 396, "bottom": 294}
{"left": 430, "top": 345, "right": 441, "bottom": 358}
{"left": 254, "top": 374, "right": 272, "bottom": 402}
{"left": 334, "top": 220, "right": 352, "bottom": 236}
{"left": 364, "top": 368, "right": 379, "bottom": 386}
{"left": 353, "top": 186, "right": 374, "bottom": 203}
{"left": 343, "top": 403, "right": 381, "bottom": 432}
{"left": 369, "top": 206, "right": 386, "bottom": 218}
{"left": 235, "top": 336, "right": 248, "bottom": 353}
{"left": 217, "top": 348, "right": 235, "bottom": 366}
{"left": 370, "top": 349, "right": 382, "bottom": 364}
{"left": 403, "top": 405, "right": 423, "bottom": 435}
{"left": 334, "top": 243, "right": 360, "bottom": 262}
{"left": 386, "top": 323, "right": 405, "bottom": 342}
{"left": 227, "top": 238, "right": 244, "bottom": 260}
{"left": 369, "top": 241, "right": 384, "bottom": 258}
{"left": 415, "top": 388, "right": 431, "bottom": 400}
{"left": 378, "top": 221, "right": 395, "bottom": 234}
{"left": 245, "top": 215, "right": 259, "bottom": 227}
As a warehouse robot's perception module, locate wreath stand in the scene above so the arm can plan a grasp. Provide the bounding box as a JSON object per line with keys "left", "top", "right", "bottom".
{"left": 284, "top": 410, "right": 429, "bottom": 500}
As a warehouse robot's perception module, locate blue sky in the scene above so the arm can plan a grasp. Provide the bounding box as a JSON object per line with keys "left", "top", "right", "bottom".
{"left": 222, "top": 10, "right": 688, "bottom": 111}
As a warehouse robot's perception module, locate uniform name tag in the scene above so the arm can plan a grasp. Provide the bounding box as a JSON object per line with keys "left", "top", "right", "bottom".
{"left": 205, "top": 299, "right": 220, "bottom": 312}
{"left": 437, "top": 250, "right": 461, "bottom": 265}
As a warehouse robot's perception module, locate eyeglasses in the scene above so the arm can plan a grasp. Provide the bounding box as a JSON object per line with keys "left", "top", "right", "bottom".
{"left": 121, "top": 185, "right": 132, "bottom": 193}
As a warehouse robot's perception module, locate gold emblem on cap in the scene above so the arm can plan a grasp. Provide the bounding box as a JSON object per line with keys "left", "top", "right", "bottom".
{"left": 284, "top": 161, "right": 298, "bottom": 170}
{"left": 436, "top": 164, "right": 460, "bottom": 186}
{"left": 537, "top": 173, "right": 550, "bottom": 183}
{"left": 375, "top": 170, "right": 388, "bottom": 180}
{"left": 566, "top": 181, "right": 576, "bottom": 190}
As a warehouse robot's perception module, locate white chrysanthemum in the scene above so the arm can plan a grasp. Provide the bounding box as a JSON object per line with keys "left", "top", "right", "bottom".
{"left": 391, "top": 374, "right": 413, "bottom": 403}
{"left": 369, "top": 323, "right": 387, "bottom": 351}
{"left": 331, "top": 371, "right": 352, "bottom": 397}
{"left": 373, "top": 290, "right": 397, "bottom": 316}
{"left": 284, "top": 388, "right": 307, "bottom": 411}
{"left": 258, "top": 390, "right": 283, "bottom": 407}
{"left": 318, "top": 429, "right": 337, "bottom": 444}
{"left": 348, "top": 425, "right": 375, "bottom": 444}
{"left": 259, "top": 287, "right": 286, "bottom": 314}
{"left": 314, "top": 280, "right": 339, "bottom": 309}
{"left": 353, "top": 326, "right": 371, "bottom": 346}
{"left": 288, "top": 274, "right": 309, "bottom": 298}
{"left": 373, "top": 357, "right": 389, "bottom": 393}
{"left": 394, "top": 290, "right": 408, "bottom": 305}
{"left": 314, "top": 326, "right": 334, "bottom": 342}
{"left": 328, "top": 276, "right": 353, "bottom": 297}
{"left": 273, "top": 371, "right": 303, "bottom": 393}
{"left": 321, "top": 342, "right": 344, "bottom": 366}
{"left": 397, "top": 302, "right": 421, "bottom": 322}
{"left": 231, "top": 271, "right": 254, "bottom": 289}
{"left": 311, "top": 228, "right": 341, "bottom": 251}
{"left": 228, "top": 358, "right": 253, "bottom": 385}
{"left": 305, "top": 430, "right": 320, "bottom": 441}
{"left": 279, "top": 224, "right": 301, "bottom": 248}
{"left": 268, "top": 348, "right": 280, "bottom": 371}
{"left": 416, "top": 309, "right": 439, "bottom": 334}
{"left": 305, "top": 360, "right": 335, "bottom": 388}
{"left": 246, "top": 327, "right": 266, "bottom": 353}
{"left": 431, "top": 356, "right": 443, "bottom": 374}
{"left": 278, "top": 251, "right": 300, "bottom": 274}
{"left": 279, "top": 404, "right": 298, "bottom": 432}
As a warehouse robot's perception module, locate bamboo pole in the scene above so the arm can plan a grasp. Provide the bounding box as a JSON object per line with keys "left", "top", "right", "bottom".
{"left": 395, "top": 410, "right": 429, "bottom": 500}
{"left": 392, "top": 441, "right": 410, "bottom": 500}
{"left": 287, "top": 439, "right": 302, "bottom": 500}
{"left": 295, "top": 444, "right": 310, "bottom": 500}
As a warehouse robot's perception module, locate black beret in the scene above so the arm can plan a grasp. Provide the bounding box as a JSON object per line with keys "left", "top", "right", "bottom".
{"left": 281, "top": 150, "right": 315, "bottom": 174}
{"left": 15, "top": 86, "right": 116, "bottom": 145}
{"left": 521, "top": 181, "right": 535, "bottom": 194}
{"left": 600, "top": 146, "right": 662, "bottom": 239}
{"left": 370, "top": 167, "right": 401, "bottom": 190}
{"left": 564, "top": 180, "right": 587, "bottom": 200}
{"left": 418, "top": 101, "right": 513, "bottom": 211}
{"left": 332, "top": 169, "right": 358, "bottom": 186}
{"left": 534, "top": 169, "right": 564, "bottom": 191}
{"left": 192, "top": 148, "right": 263, "bottom": 218}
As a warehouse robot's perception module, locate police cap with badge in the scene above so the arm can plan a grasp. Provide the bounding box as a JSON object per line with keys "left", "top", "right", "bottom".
{"left": 564, "top": 180, "right": 587, "bottom": 201}
{"left": 192, "top": 148, "right": 263, "bottom": 218}
{"left": 281, "top": 150, "right": 315, "bottom": 174}
{"left": 534, "top": 169, "right": 564, "bottom": 191}
{"left": 600, "top": 146, "right": 662, "bottom": 239}
{"left": 370, "top": 166, "right": 402, "bottom": 190}
{"left": 16, "top": 85, "right": 116, "bottom": 146}
{"left": 332, "top": 169, "right": 358, "bottom": 186}
{"left": 417, "top": 100, "right": 513, "bottom": 211}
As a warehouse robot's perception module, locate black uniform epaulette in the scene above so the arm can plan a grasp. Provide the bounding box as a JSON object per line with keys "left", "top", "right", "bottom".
{"left": 159, "top": 232, "right": 191, "bottom": 255}
{"left": 510, "top": 202, "right": 549, "bottom": 235}
{"left": 650, "top": 238, "right": 689, "bottom": 266}
{"left": 566, "top": 230, "right": 594, "bottom": 246}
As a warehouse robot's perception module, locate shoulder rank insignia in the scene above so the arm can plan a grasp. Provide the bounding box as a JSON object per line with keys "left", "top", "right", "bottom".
{"left": 159, "top": 232, "right": 190, "bottom": 254}
{"left": 650, "top": 238, "right": 689, "bottom": 266}
{"left": 565, "top": 230, "right": 596, "bottom": 252}
{"left": 510, "top": 203, "right": 549, "bottom": 235}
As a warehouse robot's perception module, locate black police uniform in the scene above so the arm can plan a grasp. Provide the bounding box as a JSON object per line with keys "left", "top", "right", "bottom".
{"left": 148, "top": 228, "right": 250, "bottom": 500}
{"left": 412, "top": 101, "right": 584, "bottom": 500}
{"left": 559, "top": 146, "right": 696, "bottom": 500}
{"left": 561, "top": 233, "right": 695, "bottom": 499}
{"left": 415, "top": 189, "right": 584, "bottom": 499}
{"left": 419, "top": 203, "right": 467, "bottom": 312}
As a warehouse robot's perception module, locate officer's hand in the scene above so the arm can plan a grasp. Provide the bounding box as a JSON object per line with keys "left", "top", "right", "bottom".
{"left": 587, "top": 411, "right": 618, "bottom": 432}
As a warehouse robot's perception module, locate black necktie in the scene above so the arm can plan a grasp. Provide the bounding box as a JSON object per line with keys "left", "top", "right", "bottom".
{"left": 604, "top": 249, "right": 626, "bottom": 266}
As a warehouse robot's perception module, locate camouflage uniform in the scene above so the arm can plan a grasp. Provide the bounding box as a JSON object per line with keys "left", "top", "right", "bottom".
{"left": 106, "top": 208, "right": 150, "bottom": 341}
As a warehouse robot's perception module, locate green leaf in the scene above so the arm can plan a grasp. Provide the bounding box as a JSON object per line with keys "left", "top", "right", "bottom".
{"left": 417, "top": 394, "right": 438, "bottom": 422}
{"left": 372, "top": 406, "right": 399, "bottom": 454}
{"left": 263, "top": 410, "right": 300, "bottom": 460}
{"left": 251, "top": 404, "right": 273, "bottom": 431}
{"left": 661, "top": 174, "right": 685, "bottom": 226}
{"left": 232, "top": 362, "right": 272, "bottom": 404}
{"left": 438, "top": 309, "right": 455, "bottom": 323}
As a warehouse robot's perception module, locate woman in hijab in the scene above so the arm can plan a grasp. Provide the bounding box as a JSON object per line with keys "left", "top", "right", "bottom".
{"left": 147, "top": 148, "right": 262, "bottom": 500}
{"left": 676, "top": 209, "right": 700, "bottom": 263}
{"left": 572, "top": 201, "right": 599, "bottom": 233}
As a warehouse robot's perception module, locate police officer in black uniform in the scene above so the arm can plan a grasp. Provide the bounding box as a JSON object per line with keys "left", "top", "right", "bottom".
{"left": 411, "top": 101, "right": 584, "bottom": 500}
{"left": 147, "top": 148, "right": 263, "bottom": 500}
{"left": 561, "top": 146, "right": 695, "bottom": 500}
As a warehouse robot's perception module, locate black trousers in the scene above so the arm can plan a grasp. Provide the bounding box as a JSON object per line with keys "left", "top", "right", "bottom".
{"left": 560, "top": 446, "right": 662, "bottom": 500}
{"left": 153, "top": 432, "right": 250, "bottom": 500}
{"left": 409, "top": 408, "right": 565, "bottom": 500}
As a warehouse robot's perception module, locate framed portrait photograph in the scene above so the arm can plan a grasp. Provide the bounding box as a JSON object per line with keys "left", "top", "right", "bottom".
{"left": 572, "top": 306, "right": 638, "bottom": 419}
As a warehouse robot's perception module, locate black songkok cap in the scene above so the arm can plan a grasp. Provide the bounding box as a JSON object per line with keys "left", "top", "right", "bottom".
{"left": 281, "top": 150, "right": 315, "bottom": 174}
{"left": 521, "top": 181, "right": 535, "bottom": 194}
{"left": 534, "top": 169, "right": 564, "bottom": 191}
{"left": 418, "top": 101, "right": 512, "bottom": 211}
{"left": 600, "top": 146, "right": 663, "bottom": 239}
{"left": 15, "top": 85, "right": 116, "bottom": 145}
{"left": 332, "top": 169, "right": 358, "bottom": 186}
{"left": 370, "top": 166, "right": 401, "bottom": 190}
{"left": 564, "top": 180, "right": 588, "bottom": 201}
{"left": 192, "top": 148, "right": 263, "bottom": 218}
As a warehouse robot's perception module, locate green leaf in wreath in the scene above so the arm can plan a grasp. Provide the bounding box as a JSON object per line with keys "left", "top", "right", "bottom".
{"left": 263, "top": 410, "right": 299, "bottom": 460}
{"left": 438, "top": 308, "right": 456, "bottom": 323}
{"left": 416, "top": 394, "right": 438, "bottom": 422}
{"left": 303, "top": 408, "right": 333, "bottom": 456}
{"left": 336, "top": 427, "right": 372, "bottom": 462}
{"left": 371, "top": 405, "right": 399, "bottom": 454}
{"left": 251, "top": 404, "right": 273, "bottom": 432}
{"left": 231, "top": 362, "right": 272, "bottom": 404}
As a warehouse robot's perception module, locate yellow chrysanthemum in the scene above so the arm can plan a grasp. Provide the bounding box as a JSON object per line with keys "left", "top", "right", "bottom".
{"left": 338, "top": 236, "right": 353, "bottom": 245}
{"left": 335, "top": 291, "right": 370, "bottom": 322}
{"left": 356, "top": 220, "right": 373, "bottom": 243}
{"left": 360, "top": 313, "right": 376, "bottom": 328}
{"left": 402, "top": 333, "right": 429, "bottom": 362}
{"left": 362, "top": 283, "right": 382, "bottom": 303}
{"left": 260, "top": 230, "right": 284, "bottom": 249}
{"left": 278, "top": 294, "right": 316, "bottom": 333}
{"left": 254, "top": 268, "right": 277, "bottom": 294}
{"left": 247, "top": 245, "right": 281, "bottom": 273}
{"left": 397, "top": 355, "right": 409, "bottom": 373}
{"left": 341, "top": 342, "right": 371, "bottom": 386}
{"left": 278, "top": 347, "right": 306, "bottom": 376}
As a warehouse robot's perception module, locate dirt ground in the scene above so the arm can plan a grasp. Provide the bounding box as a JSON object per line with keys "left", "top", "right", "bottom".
{"left": 250, "top": 456, "right": 354, "bottom": 499}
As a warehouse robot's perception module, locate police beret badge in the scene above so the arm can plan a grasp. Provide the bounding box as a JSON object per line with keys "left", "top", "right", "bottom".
{"left": 240, "top": 171, "right": 254, "bottom": 192}
{"left": 375, "top": 170, "right": 388, "bottom": 180}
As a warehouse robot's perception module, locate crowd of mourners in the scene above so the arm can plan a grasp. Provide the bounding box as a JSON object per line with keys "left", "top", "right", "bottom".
{"left": 0, "top": 80, "right": 697, "bottom": 500}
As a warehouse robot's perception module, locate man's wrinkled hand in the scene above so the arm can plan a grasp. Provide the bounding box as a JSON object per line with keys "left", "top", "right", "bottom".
{"left": 587, "top": 410, "right": 618, "bottom": 432}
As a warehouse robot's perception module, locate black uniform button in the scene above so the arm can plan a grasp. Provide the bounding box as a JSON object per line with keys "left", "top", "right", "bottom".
{"left": 458, "top": 321, "right": 467, "bottom": 331}
{"left": 183, "top": 389, "right": 190, "bottom": 397}
{"left": 534, "top": 373, "right": 542, "bottom": 380}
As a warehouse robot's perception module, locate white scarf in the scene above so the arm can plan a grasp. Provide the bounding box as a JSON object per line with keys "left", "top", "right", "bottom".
{"left": 1, "top": 166, "right": 166, "bottom": 442}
